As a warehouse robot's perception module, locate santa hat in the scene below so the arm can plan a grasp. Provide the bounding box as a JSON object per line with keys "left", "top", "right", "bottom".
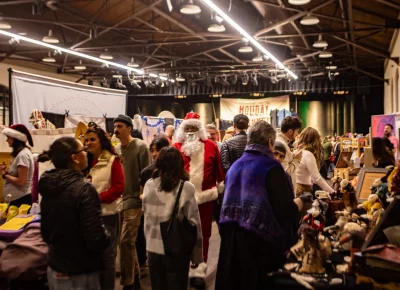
{"left": 2, "top": 124, "right": 34, "bottom": 147}
{"left": 175, "top": 111, "right": 208, "bottom": 142}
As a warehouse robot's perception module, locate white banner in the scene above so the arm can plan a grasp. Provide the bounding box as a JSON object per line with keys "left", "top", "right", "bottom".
{"left": 11, "top": 70, "right": 127, "bottom": 127}
{"left": 65, "top": 115, "right": 106, "bottom": 131}
{"left": 220, "top": 95, "right": 290, "bottom": 126}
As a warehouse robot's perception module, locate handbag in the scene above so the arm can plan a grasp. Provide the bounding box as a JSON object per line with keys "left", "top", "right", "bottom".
{"left": 160, "top": 181, "right": 197, "bottom": 256}
{"left": 329, "top": 154, "right": 336, "bottom": 163}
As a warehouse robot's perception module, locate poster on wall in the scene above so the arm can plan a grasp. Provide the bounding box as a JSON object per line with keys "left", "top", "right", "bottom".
{"left": 371, "top": 114, "right": 395, "bottom": 137}
{"left": 220, "top": 95, "right": 290, "bottom": 126}
{"left": 11, "top": 70, "right": 127, "bottom": 127}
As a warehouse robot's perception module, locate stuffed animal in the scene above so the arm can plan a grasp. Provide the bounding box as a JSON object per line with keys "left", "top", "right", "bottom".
{"left": 29, "top": 109, "right": 56, "bottom": 129}
{"left": 340, "top": 179, "right": 358, "bottom": 211}
{"left": 370, "top": 176, "right": 391, "bottom": 208}
{"left": 358, "top": 194, "right": 382, "bottom": 216}
{"left": 298, "top": 226, "right": 327, "bottom": 274}
{"left": 303, "top": 199, "right": 328, "bottom": 231}
{"left": 331, "top": 175, "right": 343, "bottom": 200}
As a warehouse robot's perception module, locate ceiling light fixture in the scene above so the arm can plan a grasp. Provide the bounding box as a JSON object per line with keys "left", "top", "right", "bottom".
{"left": 100, "top": 49, "right": 113, "bottom": 60}
{"left": 239, "top": 45, "right": 253, "bottom": 53}
{"left": 319, "top": 52, "right": 333, "bottom": 58}
{"left": 200, "top": 0, "right": 297, "bottom": 79}
{"left": 180, "top": 0, "right": 201, "bottom": 15}
{"left": 42, "top": 29, "right": 59, "bottom": 44}
{"left": 313, "top": 35, "right": 328, "bottom": 48}
{"left": 127, "top": 57, "right": 139, "bottom": 68}
{"left": 300, "top": 15, "right": 319, "bottom": 25}
{"left": 74, "top": 60, "right": 86, "bottom": 70}
{"left": 208, "top": 23, "right": 226, "bottom": 32}
{"left": 176, "top": 74, "right": 185, "bottom": 82}
{"left": 42, "top": 52, "right": 55, "bottom": 63}
{"left": 326, "top": 65, "right": 337, "bottom": 70}
{"left": 252, "top": 53, "right": 263, "bottom": 62}
{"left": 288, "top": 0, "right": 311, "bottom": 5}
{"left": 0, "top": 18, "right": 11, "bottom": 30}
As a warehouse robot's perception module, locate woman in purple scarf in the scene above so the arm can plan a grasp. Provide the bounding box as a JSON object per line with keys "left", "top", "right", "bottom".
{"left": 215, "top": 120, "right": 312, "bottom": 290}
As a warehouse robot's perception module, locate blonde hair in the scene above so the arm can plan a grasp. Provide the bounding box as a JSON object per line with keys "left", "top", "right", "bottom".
{"left": 297, "top": 127, "right": 322, "bottom": 168}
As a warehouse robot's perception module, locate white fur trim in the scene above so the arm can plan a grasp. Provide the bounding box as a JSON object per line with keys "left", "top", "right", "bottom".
{"left": 2, "top": 128, "right": 27, "bottom": 143}
{"left": 175, "top": 120, "right": 208, "bottom": 143}
{"left": 189, "top": 262, "right": 207, "bottom": 278}
{"left": 196, "top": 187, "right": 218, "bottom": 205}
{"left": 189, "top": 142, "right": 205, "bottom": 199}
{"left": 217, "top": 181, "right": 224, "bottom": 194}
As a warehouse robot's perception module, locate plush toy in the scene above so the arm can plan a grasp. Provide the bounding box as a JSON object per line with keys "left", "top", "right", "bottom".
{"left": 298, "top": 226, "right": 328, "bottom": 274}
{"left": 303, "top": 199, "right": 328, "bottom": 231}
{"left": 370, "top": 175, "right": 392, "bottom": 208}
{"left": 340, "top": 179, "right": 358, "bottom": 212}
{"left": 358, "top": 194, "right": 382, "bottom": 216}
{"left": 29, "top": 109, "right": 56, "bottom": 129}
{"left": 323, "top": 215, "right": 347, "bottom": 237}
{"left": 331, "top": 174, "right": 343, "bottom": 200}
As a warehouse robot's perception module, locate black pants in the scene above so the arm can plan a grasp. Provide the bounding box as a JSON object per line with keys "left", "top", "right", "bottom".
{"left": 215, "top": 223, "right": 285, "bottom": 290}
{"left": 9, "top": 194, "right": 32, "bottom": 208}
{"left": 101, "top": 214, "right": 118, "bottom": 290}
{"left": 136, "top": 215, "right": 147, "bottom": 265}
{"left": 147, "top": 252, "right": 190, "bottom": 290}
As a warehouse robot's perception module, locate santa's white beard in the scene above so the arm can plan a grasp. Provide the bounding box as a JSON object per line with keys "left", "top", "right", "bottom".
{"left": 181, "top": 132, "right": 202, "bottom": 156}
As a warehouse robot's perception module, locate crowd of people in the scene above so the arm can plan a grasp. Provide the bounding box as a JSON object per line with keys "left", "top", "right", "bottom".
{"left": 0, "top": 112, "right": 399, "bottom": 290}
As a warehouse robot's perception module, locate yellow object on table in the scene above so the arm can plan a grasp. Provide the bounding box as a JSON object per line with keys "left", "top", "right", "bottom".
{"left": 0, "top": 215, "right": 37, "bottom": 231}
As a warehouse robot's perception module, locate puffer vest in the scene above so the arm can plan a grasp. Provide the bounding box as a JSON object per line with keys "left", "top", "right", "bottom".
{"left": 89, "top": 150, "right": 121, "bottom": 216}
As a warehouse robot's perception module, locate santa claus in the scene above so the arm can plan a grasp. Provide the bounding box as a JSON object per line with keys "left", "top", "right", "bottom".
{"left": 173, "top": 112, "right": 224, "bottom": 287}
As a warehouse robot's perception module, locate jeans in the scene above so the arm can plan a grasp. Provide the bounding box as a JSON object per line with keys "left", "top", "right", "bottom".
{"left": 101, "top": 214, "right": 118, "bottom": 290}
{"left": 47, "top": 267, "right": 100, "bottom": 290}
{"left": 120, "top": 208, "right": 141, "bottom": 285}
{"left": 148, "top": 252, "right": 190, "bottom": 290}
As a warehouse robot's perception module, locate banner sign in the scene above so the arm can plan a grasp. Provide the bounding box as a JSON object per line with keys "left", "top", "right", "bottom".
{"left": 11, "top": 70, "right": 127, "bottom": 127}
{"left": 220, "top": 95, "right": 290, "bottom": 126}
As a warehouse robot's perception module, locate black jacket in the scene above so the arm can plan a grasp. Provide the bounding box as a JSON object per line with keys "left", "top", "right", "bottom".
{"left": 39, "top": 169, "right": 109, "bottom": 275}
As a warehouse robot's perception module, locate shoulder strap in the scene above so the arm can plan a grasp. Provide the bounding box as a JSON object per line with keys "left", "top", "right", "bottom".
{"left": 173, "top": 181, "right": 184, "bottom": 213}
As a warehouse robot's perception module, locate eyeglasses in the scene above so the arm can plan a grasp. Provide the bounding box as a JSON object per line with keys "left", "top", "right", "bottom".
{"left": 73, "top": 146, "right": 88, "bottom": 154}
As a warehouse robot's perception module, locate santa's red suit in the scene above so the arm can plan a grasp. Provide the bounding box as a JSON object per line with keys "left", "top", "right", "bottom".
{"left": 173, "top": 112, "right": 224, "bottom": 281}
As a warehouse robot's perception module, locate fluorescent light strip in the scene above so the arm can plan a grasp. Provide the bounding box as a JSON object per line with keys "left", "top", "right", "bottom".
{"left": 200, "top": 0, "right": 298, "bottom": 80}
{"left": 0, "top": 29, "right": 144, "bottom": 75}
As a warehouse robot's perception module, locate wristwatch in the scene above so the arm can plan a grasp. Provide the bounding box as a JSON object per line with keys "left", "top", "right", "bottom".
{"left": 2, "top": 174, "right": 6, "bottom": 180}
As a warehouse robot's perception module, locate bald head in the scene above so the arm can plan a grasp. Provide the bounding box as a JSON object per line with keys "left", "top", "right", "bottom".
{"left": 165, "top": 125, "right": 175, "bottom": 138}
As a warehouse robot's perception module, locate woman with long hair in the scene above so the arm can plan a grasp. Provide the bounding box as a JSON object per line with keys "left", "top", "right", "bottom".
{"left": 137, "top": 136, "right": 170, "bottom": 270}
{"left": 38, "top": 136, "right": 109, "bottom": 290}
{"left": 372, "top": 137, "right": 396, "bottom": 168}
{"left": 1, "top": 124, "right": 34, "bottom": 207}
{"left": 85, "top": 126, "right": 124, "bottom": 290}
{"left": 142, "top": 146, "right": 203, "bottom": 290}
{"left": 295, "top": 127, "right": 334, "bottom": 197}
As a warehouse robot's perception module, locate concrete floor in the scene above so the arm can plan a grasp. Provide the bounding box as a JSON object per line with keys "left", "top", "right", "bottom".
{"left": 115, "top": 222, "right": 221, "bottom": 290}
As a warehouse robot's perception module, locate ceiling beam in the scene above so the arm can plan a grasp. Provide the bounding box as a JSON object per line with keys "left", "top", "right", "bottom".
{"left": 338, "top": 0, "right": 351, "bottom": 53}
{"left": 218, "top": 49, "right": 247, "bottom": 65}
{"left": 372, "top": 0, "right": 400, "bottom": 11}
{"left": 254, "top": 0, "right": 336, "bottom": 37}
{"left": 283, "top": 44, "right": 347, "bottom": 64}
{"left": 347, "top": 0, "right": 358, "bottom": 69}
{"left": 75, "top": 39, "right": 237, "bottom": 50}
{"left": 70, "top": 0, "right": 162, "bottom": 49}
{"left": 248, "top": 0, "right": 385, "bottom": 28}
{"left": 332, "top": 35, "right": 389, "bottom": 59}
{"left": 144, "top": 41, "right": 241, "bottom": 69}
{"left": 149, "top": 6, "right": 206, "bottom": 41}
{"left": 290, "top": 21, "right": 316, "bottom": 62}
{"left": 345, "top": 65, "right": 388, "bottom": 83}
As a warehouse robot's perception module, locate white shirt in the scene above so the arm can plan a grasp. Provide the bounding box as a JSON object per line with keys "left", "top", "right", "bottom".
{"left": 296, "top": 150, "right": 334, "bottom": 193}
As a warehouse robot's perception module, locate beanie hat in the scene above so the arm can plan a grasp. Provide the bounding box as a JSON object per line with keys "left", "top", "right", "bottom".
{"left": 3, "top": 124, "right": 34, "bottom": 147}
{"left": 113, "top": 114, "right": 133, "bottom": 127}
{"left": 274, "top": 139, "right": 286, "bottom": 156}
